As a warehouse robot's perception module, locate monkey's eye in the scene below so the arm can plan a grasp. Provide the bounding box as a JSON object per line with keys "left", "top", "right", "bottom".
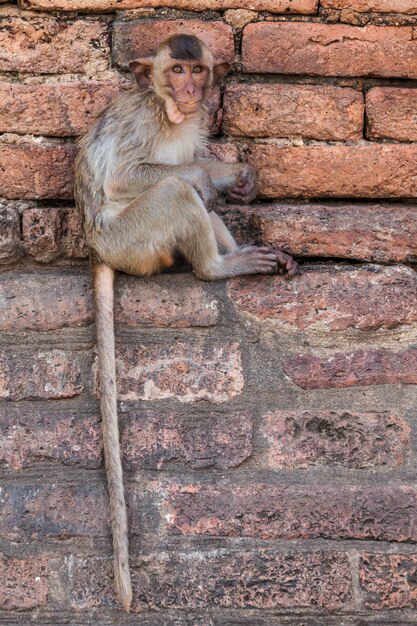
{"left": 192, "top": 66, "right": 203, "bottom": 73}
{"left": 172, "top": 65, "right": 184, "bottom": 73}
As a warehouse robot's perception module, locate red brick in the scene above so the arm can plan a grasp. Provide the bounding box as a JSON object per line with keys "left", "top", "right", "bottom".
{"left": 22, "top": 207, "right": 61, "bottom": 262}
{"left": 0, "top": 13, "right": 109, "bottom": 74}
{"left": 0, "top": 555, "right": 48, "bottom": 610}
{"left": 0, "top": 82, "right": 124, "bottom": 137}
{"left": 360, "top": 553, "right": 417, "bottom": 609}
{"left": 283, "top": 347, "right": 417, "bottom": 390}
{"left": 263, "top": 410, "right": 410, "bottom": 469}
{"left": 113, "top": 342, "right": 243, "bottom": 403}
{"left": 366, "top": 87, "right": 417, "bottom": 141}
{"left": 70, "top": 551, "right": 352, "bottom": 611}
{"left": 115, "top": 273, "right": 218, "bottom": 328}
{"left": 121, "top": 410, "right": 252, "bottom": 470}
{"left": 0, "top": 408, "right": 101, "bottom": 470}
{"left": 0, "top": 272, "right": 93, "bottom": 331}
{"left": 0, "top": 205, "right": 20, "bottom": 264}
{"left": 221, "top": 204, "right": 417, "bottom": 263}
{"left": 223, "top": 84, "right": 363, "bottom": 141}
{"left": 1, "top": 483, "right": 109, "bottom": 540}
{"left": 242, "top": 22, "right": 417, "bottom": 78}
{"left": 208, "top": 141, "right": 238, "bottom": 163}
{"left": 0, "top": 349, "right": 83, "bottom": 400}
{"left": 168, "top": 484, "right": 417, "bottom": 541}
{"left": 227, "top": 266, "right": 417, "bottom": 331}
{"left": 247, "top": 144, "right": 417, "bottom": 198}
{"left": 322, "top": 0, "right": 417, "bottom": 13}
{"left": 0, "top": 145, "right": 76, "bottom": 200}
{"left": 113, "top": 20, "right": 235, "bottom": 69}
{"left": 60, "top": 207, "right": 89, "bottom": 259}
{"left": 20, "top": 0, "right": 318, "bottom": 12}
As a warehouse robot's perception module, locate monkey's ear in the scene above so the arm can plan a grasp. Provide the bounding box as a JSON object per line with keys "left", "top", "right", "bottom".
{"left": 129, "top": 59, "right": 154, "bottom": 88}
{"left": 212, "top": 61, "right": 231, "bottom": 86}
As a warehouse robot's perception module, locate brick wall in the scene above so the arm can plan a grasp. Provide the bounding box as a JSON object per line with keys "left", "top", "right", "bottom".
{"left": 1, "top": 0, "right": 417, "bottom": 623}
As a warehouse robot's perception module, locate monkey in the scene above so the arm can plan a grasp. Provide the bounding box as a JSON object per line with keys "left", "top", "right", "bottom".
{"left": 74, "top": 33, "right": 298, "bottom": 612}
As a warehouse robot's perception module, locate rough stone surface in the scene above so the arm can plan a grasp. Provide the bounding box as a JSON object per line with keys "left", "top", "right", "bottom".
{"left": 227, "top": 266, "right": 417, "bottom": 331}
{"left": 168, "top": 484, "right": 417, "bottom": 541}
{"left": 122, "top": 410, "right": 253, "bottom": 470}
{"left": 283, "top": 348, "right": 417, "bottom": 389}
{"left": 0, "top": 15, "right": 109, "bottom": 74}
{"left": 0, "top": 349, "right": 83, "bottom": 400}
{"left": 0, "top": 408, "right": 101, "bottom": 470}
{"left": 242, "top": 22, "right": 417, "bottom": 78}
{"left": 222, "top": 204, "right": 417, "bottom": 263}
{"left": 263, "top": 410, "right": 410, "bottom": 469}
{"left": 0, "top": 82, "right": 124, "bottom": 137}
{"left": 0, "top": 205, "right": 20, "bottom": 264}
{"left": 366, "top": 87, "right": 417, "bottom": 141}
{"left": 0, "top": 555, "right": 48, "bottom": 610}
{"left": 0, "top": 272, "right": 93, "bottom": 331}
{"left": 114, "top": 342, "right": 243, "bottom": 403}
{"left": 322, "top": 0, "right": 417, "bottom": 13}
{"left": 60, "top": 207, "right": 89, "bottom": 259}
{"left": 360, "top": 554, "right": 417, "bottom": 609}
{"left": 70, "top": 551, "right": 352, "bottom": 611}
{"left": 113, "top": 20, "right": 235, "bottom": 68}
{"left": 223, "top": 84, "right": 364, "bottom": 140}
{"left": 247, "top": 144, "right": 417, "bottom": 198}
{"left": 20, "top": 0, "right": 318, "bottom": 12}
{"left": 115, "top": 274, "right": 219, "bottom": 328}
{"left": 0, "top": 145, "right": 76, "bottom": 200}
{"left": 22, "top": 208, "right": 62, "bottom": 262}
{"left": 0, "top": 483, "right": 109, "bottom": 541}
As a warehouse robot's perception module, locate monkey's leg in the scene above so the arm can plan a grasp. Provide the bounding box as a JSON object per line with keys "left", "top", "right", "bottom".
{"left": 209, "top": 212, "right": 238, "bottom": 254}
{"left": 96, "top": 177, "right": 278, "bottom": 280}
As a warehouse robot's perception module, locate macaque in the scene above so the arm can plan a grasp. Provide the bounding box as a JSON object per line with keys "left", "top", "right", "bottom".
{"left": 75, "top": 33, "right": 297, "bottom": 612}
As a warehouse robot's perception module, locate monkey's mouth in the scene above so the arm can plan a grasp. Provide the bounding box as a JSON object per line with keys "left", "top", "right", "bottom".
{"left": 176, "top": 100, "right": 202, "bottom": 112}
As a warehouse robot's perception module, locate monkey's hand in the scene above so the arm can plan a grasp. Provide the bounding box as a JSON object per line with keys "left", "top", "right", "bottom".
{"left": 191, "top": 168, "right": 219, "bottom": 211}
{"left": 226, "top": 164, "right": 257, "bottom": 205}
{"left": 275, "top": 250, "right": 299, "bottom": 279}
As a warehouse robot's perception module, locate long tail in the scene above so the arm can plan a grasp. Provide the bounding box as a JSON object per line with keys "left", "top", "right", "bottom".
{"left": 93, "top": 262, "right": 132, "bottom": 612}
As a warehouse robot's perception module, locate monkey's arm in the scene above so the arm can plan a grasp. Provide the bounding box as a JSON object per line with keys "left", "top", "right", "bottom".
{"left": 106, "top": 163, "right": 218, "bottom": 209}
{"left": 197, "top": 159, "right": 257, "bottom": 204}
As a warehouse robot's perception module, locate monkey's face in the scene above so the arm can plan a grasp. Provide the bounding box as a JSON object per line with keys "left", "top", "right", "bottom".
{"left": 164, "top": 60, "right": 209, "bottom": 116}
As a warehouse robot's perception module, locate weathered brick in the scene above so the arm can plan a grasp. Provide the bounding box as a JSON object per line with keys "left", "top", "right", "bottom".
{"left": 360, "top": 554, "right": 417, "bottom": 609}
{"left": 0, "top": 82, "right": 124, "bottom": 137}
{"left": 263, "top": 410, "right": 410, "bottom": 469}
{"left": 242, "top": 22, "right": 417, "bottom": 78}
{"left": 168, "top": 484, "right": 417, "bottom": 541}
{"left": 115, "top": 274, "right": 218, "bottom": 328}
{"left": 366, "top": 87, "right": 417, "bottom": 141}
{"left": 60, "top": 207, "right": 89, "bottom": 259}
{"left": 22, "top": 207, "right": 61, "bottom": 262}
{"left": 0, "top": 145, "right": 76, "bottom": 200}
{"left": 0, "top": 272, "right": 93, "bottom": 331}
{"left": 0, "top": 408, "right": 101, "bottom": 470}
{"left": 221, "top": 204, "right": 417, "bottom": 263}
{"left": 113, "top": 20, "right": 235, "bottom": 69}
{"left": 0, "top": 349, "right": 83, "bottom": 400}
{"left": 20, "top": 0, "right": 318, "bottom": 13}
{"left": 283, "top": 347, "right": 417, "bottom": 390}
{"left": 70, "top": 551, "right": 352, "bottom": 611}
{"left": 247, "top": 144, "right": 417, "bottom": 198}
{"left": 228, "top": 266, "right": 417, "bottom": 331}
{"left": 223, "top": 84, "right": 363, "bottom": 140}
{"left": 0, "top": 205, "right": 20, "bottom": 264}
{"left": 121, "top": 410, "right": 252, "bottom": 470}
{"left": 113, "top": 342, "right": 243, "bottom": 403}
{"left": 0, "top": 483, "right": 109, "bottom": 540}
{"left": 0, "top": 14, "right": 109, "bottom": 74}
{"left": 0, "top": 555, "right": 48, "bottom": 610}
{"left": 322, "top": 0, "right": 417, "bottom": 13}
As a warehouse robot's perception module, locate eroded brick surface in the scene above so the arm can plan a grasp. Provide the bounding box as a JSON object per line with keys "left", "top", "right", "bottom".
{"left": 0, "top": 205, "right": 20, "bottom": 264}
{"left": 360, "top": 554, "right": 417, "bottom": 609}
{"left": 263, "top": 410, "right": 410, "bottom": 469}
{"left": 366, "top": 87, "right": 417, "bottom": 141}
{"left": 242, "top": 22, "right": 417, "bottom": 78}
{"left": 322, "top": 0, "right": 417, "bottom": 13}
{"left": 283, "top": 348, "right": 417, "bottom": 389}
{"left": 223, "top": 84, "right": 363, "bottom": 140}
{"left": 227, "top": 266, "right": 417, "bottom": 331}
{"left": 0, "top": 555, "right": 48, "bottom": 610}
{"left": 21, "top": 0, "right": 318, "bottom": 12}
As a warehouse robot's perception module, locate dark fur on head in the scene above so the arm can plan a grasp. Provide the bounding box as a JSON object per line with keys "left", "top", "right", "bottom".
{"left": 167, "top": 34, "right": 203, "bottom": 61}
